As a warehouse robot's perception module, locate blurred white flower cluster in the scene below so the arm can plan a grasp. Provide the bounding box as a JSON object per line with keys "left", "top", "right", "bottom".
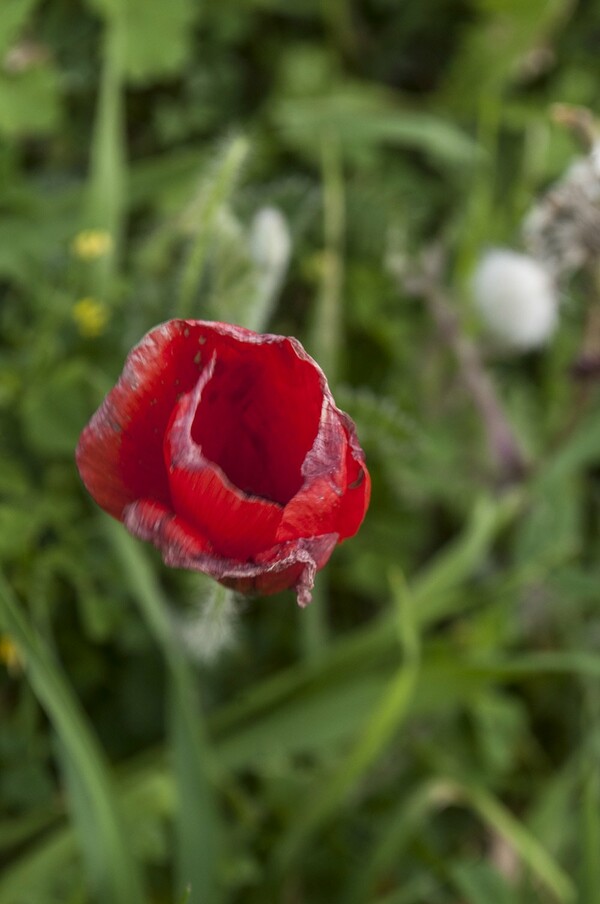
{"left": 472, "top": 250, "right": 558, "bottom": 351}
{"left": 523, "top": 143, "right": 600, "bottom": 277}
{"left": 473, "top": 135, "right": 600, "bottom": 352}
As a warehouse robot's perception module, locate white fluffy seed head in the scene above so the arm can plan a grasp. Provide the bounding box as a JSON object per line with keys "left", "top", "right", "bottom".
{"left": 172, "top": 585, "right": 238, "bottom": 666}
{"left": 472, "top": 249, "right": 559, "bottom": 351}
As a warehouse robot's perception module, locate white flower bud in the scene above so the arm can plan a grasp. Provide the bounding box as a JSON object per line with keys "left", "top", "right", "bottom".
{"left": 250, "top": 207, "right": 291, "bottom": 275}
{"left": 472, "top": 249, "right": 558, "bottom": 351}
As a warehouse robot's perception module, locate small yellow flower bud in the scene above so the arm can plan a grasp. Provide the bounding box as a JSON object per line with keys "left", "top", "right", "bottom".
{"left": 71, "top": 230, "right": 113, "bottom": 261}
{"left": 72, "top": 298, "right": 109, "bottom": 338}
{"left": 0, "top": 635, "right": 22, "bottom": 675}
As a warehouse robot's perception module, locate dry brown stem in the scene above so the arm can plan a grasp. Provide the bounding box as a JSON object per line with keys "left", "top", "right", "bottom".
{"left": 404, "top": 247, "right": 528, "bottom": 486}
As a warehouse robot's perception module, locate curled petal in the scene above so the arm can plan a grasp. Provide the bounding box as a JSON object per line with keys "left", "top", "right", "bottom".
{"left": 277, "top": 401, "right": 370, "bottom": 542}
{"left": 335, "top": 413, "right": 371, "bottom": 541}
{"left": 124, "top": 499, "right": 338, "bottom": 606}
{"left": 123, "top": 498, "right": 214, "bottom": 558}
{"left": 76, "top": 321, "right": 209, "bottom": 517}
{"left": 165, "top": 354, "right": 282, "bottom": 559}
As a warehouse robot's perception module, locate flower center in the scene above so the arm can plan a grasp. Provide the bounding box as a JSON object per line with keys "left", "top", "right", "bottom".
{"left": 191, "top": 349, "right": 322, "bottom": 505}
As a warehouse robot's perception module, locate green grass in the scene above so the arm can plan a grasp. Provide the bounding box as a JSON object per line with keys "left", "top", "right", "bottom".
{"left": 2, "top": 1, "right": 600, "bottom": 902}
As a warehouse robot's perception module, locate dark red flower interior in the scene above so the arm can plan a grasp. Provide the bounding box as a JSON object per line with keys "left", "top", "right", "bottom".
{"left": 191, "top": 345, "right": 323, "bottom": 505}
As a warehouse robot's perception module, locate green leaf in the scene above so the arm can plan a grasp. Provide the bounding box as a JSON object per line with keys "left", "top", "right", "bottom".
{"left": 470, "top": 691, "right": 528, "bottom": 777}
{"left": 86, "top": 0, "right": 197, "bottom": 83}
{"left": 21, "top": 361, "right": 95, "bottom": 457}
{"left": 0, "top": 0, "right": 37, "bottom": 57}
{"left": 0, "top": 504, "right": 43, "bottom": 559}
{"left": 276, "top": 570, "right": 420, "bottom": 869}
{"left": 442, "top": 0, "right": 574, "bottom": 109}
{"left": 275, "top": 84, "right": 483, "bottom": 168}
{"left": 0, "top": 65, "right": 60, "bottom": 137}
{"left": 449, "top": 780, "right": 575, "bottom": 903}
{"left": 344, "top": 782, "right": 447, "bottom": 903}
{"left": 449, "top": 860, "right": 513, "bottom": 904}
{"left": 122, "top": 0, "right": 196, "bottom": 82}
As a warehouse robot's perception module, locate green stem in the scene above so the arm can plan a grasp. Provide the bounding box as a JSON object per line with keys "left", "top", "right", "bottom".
{"left": 302, "top": 134, "right": 346, "bottom": 660}
{"left": 299, "top": 572, "right": 328, "bottom": 662}
{"left": 312, "top": 132, "right": 345, "bottom": 381}
{"left": 87, "top": 16, "right": 127, "bottom": 296}
{"left": 104, "top": 519, "right": 223, "bottom": 904}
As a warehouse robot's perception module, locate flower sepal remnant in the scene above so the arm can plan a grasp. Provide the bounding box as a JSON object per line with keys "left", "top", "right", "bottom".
{"left": 76, "top": 320, "right": 370, "bottom": 605}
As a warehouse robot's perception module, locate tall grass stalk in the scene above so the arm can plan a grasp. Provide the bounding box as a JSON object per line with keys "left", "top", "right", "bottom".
{"left": 87, "top": 16, "right": 127, "bottom": 295}
{"left": 301, "top": 134, "right": 346, "bottom": 661}
{"left": 178, "top": 135, "right": 249, "bottom": 318}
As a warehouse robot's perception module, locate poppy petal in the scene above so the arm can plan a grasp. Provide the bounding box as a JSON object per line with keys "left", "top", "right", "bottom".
{"left": 76, "top": 320, "right": 209, "bottom": 517}
{"left": 277, "top": 394, "right": 369, "bottom": 542}
{"left": 123, "top": 498, "right": 215, "bottom": 559}
{"left": 124, "top": 499, "right": 338, "bottom": 606}
{"left": 335, "top": 413, "right": 371, "bottom": 540}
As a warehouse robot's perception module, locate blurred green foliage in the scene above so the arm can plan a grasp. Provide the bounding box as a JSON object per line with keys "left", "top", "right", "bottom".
{"left": 2, "top": 0, "right": 600, "bottom": 902}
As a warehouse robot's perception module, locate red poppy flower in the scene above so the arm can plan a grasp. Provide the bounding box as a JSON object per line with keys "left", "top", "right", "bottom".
{"left": 76, "top": 320, "right": 370, "bottom": 606}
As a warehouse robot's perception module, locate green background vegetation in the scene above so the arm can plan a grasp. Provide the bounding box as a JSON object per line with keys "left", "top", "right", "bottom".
{"left": 2, "top": 0, "right": 600, "bottom": 901}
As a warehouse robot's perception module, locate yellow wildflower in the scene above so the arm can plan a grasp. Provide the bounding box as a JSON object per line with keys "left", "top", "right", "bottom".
{"left": 71, "top": 229, "right": 113, "bottom": 261}
{"left": 0, "top": 635, "right": 22, "bottom": 675}
{"left": 72, "top": 298, "right": 109, "bottom": 338}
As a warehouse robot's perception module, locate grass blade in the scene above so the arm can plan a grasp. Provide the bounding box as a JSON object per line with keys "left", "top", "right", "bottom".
{"left": 0, "top": 570, "right": 145, "bottom": 904}
{"left": 452, "top": 780, "right": 575, "bottom": 903}
{"left": 277, "top": 568, "right": 420, "bottom": 869}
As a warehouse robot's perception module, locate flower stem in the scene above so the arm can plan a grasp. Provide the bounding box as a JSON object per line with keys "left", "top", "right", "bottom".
{"left": 87, "top": 15, "right": 127, "bottom": 297}
{"left": 312, "top": 133, "right": 345, "bottom": 382}
{"left": 299, "top": 572, "right": 328, "bottom": 661}
{"left": 302, "top": 134, "right": 346, "bottom": 658}
{"left": 104, "top": 518, "right": 224, "bottom": 904}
